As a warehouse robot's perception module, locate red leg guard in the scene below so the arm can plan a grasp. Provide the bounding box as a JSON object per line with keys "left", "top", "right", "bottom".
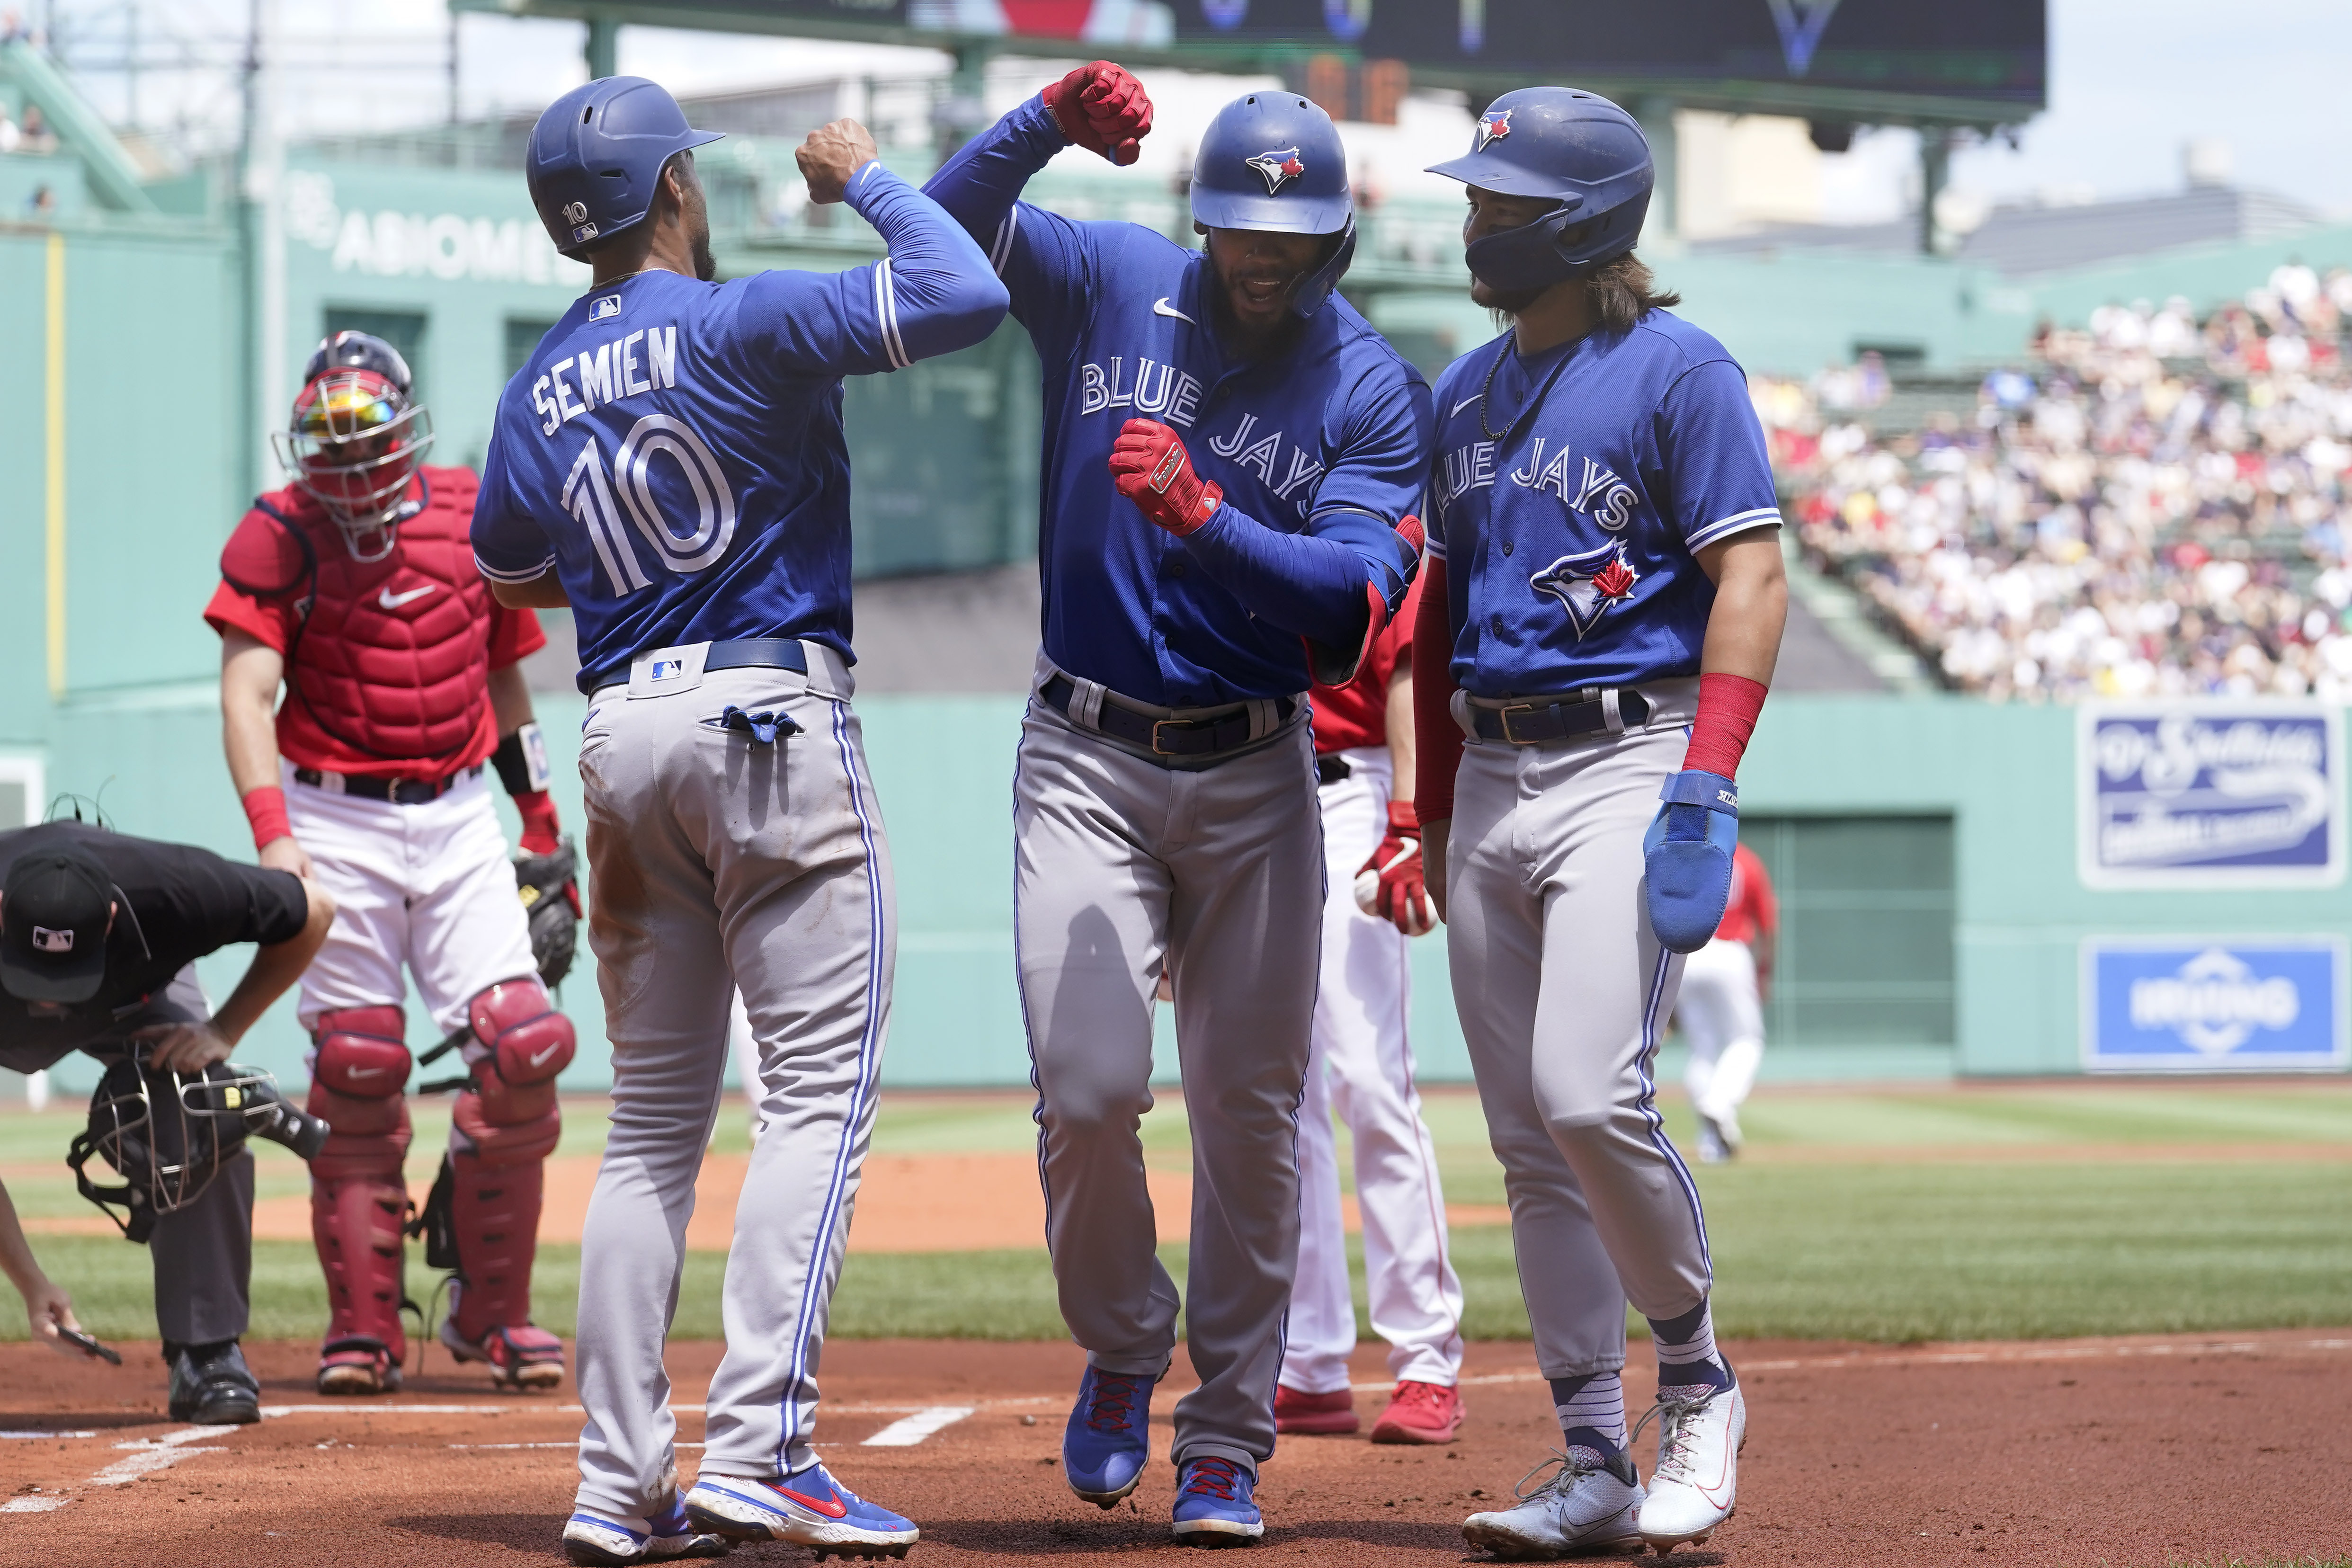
{"left": 445, "top": 1150, "right": 545, "bottom": 1342}
{"left": 308, "top": 1007, "right": 413, "bottom": 1376}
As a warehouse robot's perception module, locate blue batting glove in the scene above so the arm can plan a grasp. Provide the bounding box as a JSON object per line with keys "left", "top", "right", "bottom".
{"left": 1642, "top": 769, "right": 1740, "bottom": 954}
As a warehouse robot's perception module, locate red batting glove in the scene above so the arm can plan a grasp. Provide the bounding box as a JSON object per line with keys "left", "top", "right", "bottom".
{"left": 1355, "top": 800, "right": 1434, "bottom": 936}
{"left": 515, "top": 790, "right": 561, "bottom": 857}
{"left": 1110, "top": 419, "right": 1222, "bottom": 537}
{"left": 1042, "top": 61, "right": 1152, "bottom": 167}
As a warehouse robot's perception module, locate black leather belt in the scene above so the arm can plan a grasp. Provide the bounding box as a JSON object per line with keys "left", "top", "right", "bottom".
{"left": 294, "top": 763, "right": 482, "bottom": 805}
{"left": 705, "top": 637, "right": 808, "bottom": 674}
{"left": 1041, "top": 674, "right": 1296, "bottom": 759}
{"left": 1316, "top": 754, "right": 1352, "bottom": 786}
{"left": 1470, "top": 688, "right": 1651, "bottom": 746}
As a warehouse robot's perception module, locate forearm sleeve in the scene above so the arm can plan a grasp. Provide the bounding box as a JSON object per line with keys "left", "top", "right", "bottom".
{"left": 843, "top": 164, "right": 1011, "bottom": 364}
{"left": 920, "top": 97, "right": 1065, "bottom": 250}
{"left": 1179, "top": 502, "right": 1398, "bottom": 648}
{"left": 1412, "top": 556, "right": 1464, "bottom": 821}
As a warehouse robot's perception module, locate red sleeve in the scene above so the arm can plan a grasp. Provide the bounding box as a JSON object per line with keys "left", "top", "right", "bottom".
{"left": 488, "top": 602, "right": 548, "bottom": 669}
{"left": 1411, "top": 557, "right": 1462, "bottom": 821}
{"left": 204, "top": 579, "right": 296, "bottom": 654}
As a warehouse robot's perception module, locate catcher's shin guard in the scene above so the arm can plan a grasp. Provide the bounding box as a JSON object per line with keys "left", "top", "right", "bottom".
{"left": 306, "top": 1006, "right": 414, "bottom": 1390}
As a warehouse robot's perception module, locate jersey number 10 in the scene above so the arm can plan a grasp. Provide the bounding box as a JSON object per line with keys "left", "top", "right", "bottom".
{"left": 562, "top": 412, "right": 739, "bottom": 597}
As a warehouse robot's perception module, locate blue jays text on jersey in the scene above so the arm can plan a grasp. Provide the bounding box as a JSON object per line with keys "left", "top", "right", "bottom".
{"left": 469, "top": 162, "right": 1009, "bottom": 692}
{"left": 1425, "top": 311, "right": 1781, "bottom": 696}
{"left": 924, "top": 98, "right": 1434, "bottom": 708}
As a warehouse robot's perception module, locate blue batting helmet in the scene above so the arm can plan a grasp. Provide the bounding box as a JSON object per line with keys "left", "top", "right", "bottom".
{"left": 1190, "top": 91, "right": 1356, "bottom": 317}
{"left": 1425, "top": 87, "right": 1653, "bottom": 293}
{"left": 527, "top": 76, "right": 723, "bottom": 259}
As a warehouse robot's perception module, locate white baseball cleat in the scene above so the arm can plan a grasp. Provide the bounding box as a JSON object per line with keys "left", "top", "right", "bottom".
{"left": 561, "top": 1500, "right": 731, "bottom": 1565}
{"left": 1461, "top": 1449, "right": 1644, "bottom": 1560}
{"left": 1635, "top": 1380, "right": 1745, "bottom": 1554}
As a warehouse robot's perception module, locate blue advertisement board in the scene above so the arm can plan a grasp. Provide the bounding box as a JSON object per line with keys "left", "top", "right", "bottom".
{"left": 2081, "top": 938, "right": 2348, "bottom": 1072}
{"left": 2077, "top": 703, "right": 2343, "bottom": 888}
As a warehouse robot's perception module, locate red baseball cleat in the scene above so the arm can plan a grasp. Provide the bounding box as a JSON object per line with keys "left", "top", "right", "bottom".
{"left": 1273, "top": 1384, "right": 1360, "bottom": 1435}
{"left": 1370, "top": 1380, "right": 1463, "bottom": 1444}
{"left": 441, "top": 1320, "right": 566, "bottom": 1390}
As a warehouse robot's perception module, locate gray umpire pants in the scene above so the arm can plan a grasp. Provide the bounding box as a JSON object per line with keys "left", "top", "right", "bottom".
{"left": 1013, "top": 671, "right": 1322, "bottom": 1476}
{"left": 1442, "top": 682, "right": 1714, "bottom": 1381}
{"left": 571, "top": 645, "right": 894, "bottom": 1520}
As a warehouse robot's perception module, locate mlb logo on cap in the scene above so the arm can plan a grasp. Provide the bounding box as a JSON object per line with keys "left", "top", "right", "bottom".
{"left": 1, "top": 841, "right": 113, "bottom": 1005}
{"left": 31, "top": 926, "right": 73, "bottom": 953}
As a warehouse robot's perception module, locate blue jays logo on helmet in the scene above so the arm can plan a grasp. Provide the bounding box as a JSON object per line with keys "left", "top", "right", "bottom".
{"left": 1476, "top": 108, "right": 1512, "bottom": 151}
{"left": 1530, "top": 541, "right": 1640, "bottom": 640}
{"left": 1245, "top": 146, "right": 1307, "bottom": 196}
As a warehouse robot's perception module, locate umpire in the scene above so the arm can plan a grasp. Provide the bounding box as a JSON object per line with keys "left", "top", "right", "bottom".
{"left": 0, "top": 820, "right": 333, "bottom": 1422}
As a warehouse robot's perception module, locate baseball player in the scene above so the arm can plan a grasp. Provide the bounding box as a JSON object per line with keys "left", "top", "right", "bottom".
{"left": 1676, "top": 841, "right": 1776, "bottom": 1163}
{"left": 0, "top": 823, "right": 334, "bottom": 1422}
{"left": 470, "top": 79, "right": 1007, "bottom": 1567}
{"left": 1279, "top": 572, "right": 1468, "bottom": 1444}
{"left": 209, "top": 331, "right": 580, "bottom": 1399}
{"left": 1411, "top": 90, "right": 1787, "bottom": 1557}
{"left": 925, "top": 67, "right": 1431, "bottom": 1543}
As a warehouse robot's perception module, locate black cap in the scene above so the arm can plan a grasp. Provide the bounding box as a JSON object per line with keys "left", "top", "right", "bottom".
{"left": 0, "top": 847, "right": 111, "bottom": 1004}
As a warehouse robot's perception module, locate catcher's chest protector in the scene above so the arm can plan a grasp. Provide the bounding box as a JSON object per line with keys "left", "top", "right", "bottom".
{"left": 235, "top": 467, "right": 498, "bottom": 764}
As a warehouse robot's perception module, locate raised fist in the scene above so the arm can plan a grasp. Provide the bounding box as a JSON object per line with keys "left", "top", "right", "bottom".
{"left": 1043, "top": 61, "right": 1153, "bottom": 167}
{"left": 798, "top": 118, "right": 881, "bottom": 204}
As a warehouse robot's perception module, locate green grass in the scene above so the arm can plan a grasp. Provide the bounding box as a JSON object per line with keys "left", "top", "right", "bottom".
{"left": 4, "top": 1083, "right": 2349, "bottom": 1346}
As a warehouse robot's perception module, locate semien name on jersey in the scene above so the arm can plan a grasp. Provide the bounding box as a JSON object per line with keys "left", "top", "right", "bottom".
{"left": 529, "top": 326, "right": 681, "bottom": 436}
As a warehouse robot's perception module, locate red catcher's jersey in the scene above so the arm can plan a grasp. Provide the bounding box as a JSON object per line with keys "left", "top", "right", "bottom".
{"left": 205, "top": 466, "right": 545, "bottom": 778}
{"left": 1309, "top": 571, "right": 1423, "bottom": 756}
{"left": 1717, "top": 841, "right": 1777, "bottom": 947}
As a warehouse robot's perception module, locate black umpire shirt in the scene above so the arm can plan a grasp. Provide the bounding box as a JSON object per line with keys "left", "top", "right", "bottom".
{"left": 0, "top": 823, "right": 309, "bottom": 1073}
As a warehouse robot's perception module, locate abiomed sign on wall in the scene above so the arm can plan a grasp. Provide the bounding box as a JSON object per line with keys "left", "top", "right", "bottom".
{"left": 2081, "top": 937, "right": 2348, "bottom": 1071}
{"left": 2077, "top": 703, "right": 2344, "bottom": 888}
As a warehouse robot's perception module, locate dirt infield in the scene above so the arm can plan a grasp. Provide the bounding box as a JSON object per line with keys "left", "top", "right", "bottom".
{"left": 1, "top": 1329, "right": 2345, "bottom": 1568}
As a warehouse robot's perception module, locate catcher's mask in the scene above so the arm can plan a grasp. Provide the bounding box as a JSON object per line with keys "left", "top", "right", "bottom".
{"left": 272, "top": 332, "right": 435, "bottom": 561}
{"left": 69, "top": 1059, "right": 328, "bottom": 1243}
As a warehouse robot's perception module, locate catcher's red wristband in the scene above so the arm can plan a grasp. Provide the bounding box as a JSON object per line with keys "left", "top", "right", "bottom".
{"left": 1387, "top": 799, "right": 1419, "bottom": 836}
{"left": 1411, "top": 557, "right": 1463, "bottom": 822}
{"left": 514, "top": 790, "right": 561, "bottom": 856}
{"left": 1683, "top": 671, "right": 1768, "bottom": 780}
{"left": 242, "top": 785, "right": 292, "bottom": 852}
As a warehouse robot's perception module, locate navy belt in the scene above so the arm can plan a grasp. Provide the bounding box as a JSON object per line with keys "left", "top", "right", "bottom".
{"left": 294, "top": 763, "right": 482, "bottom": 805}
{"left": 1041, "top": 675, "right": 1295, "bottom": 759}
{"left": 1470, "top": 688, "right": 1651, "bottom": 746}
{"left": 705, "top": 637, "right": 808, "bottom": 675}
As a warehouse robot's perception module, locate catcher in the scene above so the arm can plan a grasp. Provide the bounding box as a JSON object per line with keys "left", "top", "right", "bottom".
{"left": 206, "top": 331, "right": 582, "bottom": 1396}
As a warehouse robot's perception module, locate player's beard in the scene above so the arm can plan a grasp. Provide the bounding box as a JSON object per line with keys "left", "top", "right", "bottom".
{"left": 691, "top": 226, "right": 717, "bottom": 283}
{"left": 1471, "top": 275, "right": 1550, "bottom": 317}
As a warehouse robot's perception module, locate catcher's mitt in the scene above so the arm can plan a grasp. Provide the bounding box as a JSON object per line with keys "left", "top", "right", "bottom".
{"left": 514, "top": 836, "right": 580, "bottom": 988}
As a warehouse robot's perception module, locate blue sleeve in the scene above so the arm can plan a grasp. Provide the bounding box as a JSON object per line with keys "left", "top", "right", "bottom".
{"left": 469, "top": 421, "right": 554, "bottom": 583}
{"left": 735, "top": 162, "right": 1008, "bottom": 380}
{"left": 1656, "top": 357, "right": 1781, "bottom": 551}
{"left": 922, "top": 98, "right": 1099, "bottom": 352}
{"left": 1177, "top": 372, "right": 1435, "bottom": 645}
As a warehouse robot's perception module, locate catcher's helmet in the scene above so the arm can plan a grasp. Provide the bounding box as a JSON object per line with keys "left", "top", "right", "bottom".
{"left": 274, "top": 330, "right": 435, "bottom": 560}
{"left": 1425, "top": 87, "right": 1654, "bottom": 293}
{"left": 69, "top": 1059, "right": 327, "bottom": 1243}
{"left": 527, "top": 76, "right": 722, "bottom": 260}
{"left": 1190, "top": 92, "right": 1356, "bottom": 318}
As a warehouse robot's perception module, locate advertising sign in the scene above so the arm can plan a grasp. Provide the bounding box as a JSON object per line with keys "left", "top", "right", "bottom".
{"left": 2077, "top": 703, "right": 2343, "bottom": 889}
{"left": 2082, "top": 937, "right": 2348, "bottom": 1072}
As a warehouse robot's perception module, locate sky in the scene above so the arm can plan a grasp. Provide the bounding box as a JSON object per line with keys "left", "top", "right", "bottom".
{"left": 34, "top": 0, "right": 2352, "bottom": 222}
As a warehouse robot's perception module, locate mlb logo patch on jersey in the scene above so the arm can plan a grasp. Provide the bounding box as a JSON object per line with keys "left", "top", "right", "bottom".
{"left": 1530, "top": 542, "right": 1640, "bottom": 640}
{"left": 1476, "top": 108, "right": 1512, "bottom": 151}
{"left": 1246, "top": 146, "right": 1307, "bottom": 195}
{"left": 590, "top": 293, "right": 624, "bottom": 321}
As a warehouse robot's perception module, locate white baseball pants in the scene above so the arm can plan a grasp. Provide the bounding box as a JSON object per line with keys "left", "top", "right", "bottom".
{"left": 1281, "top": 747, "right": 1464, "bottom": 1396}
{"left": 570, "top": 650, "right": 893, "bottom": 1521}
{"left": 1677, "top": 936, "right": 1765, "bottom": 1123}
{"left": 1443, "top": 690, "right": 1713, "bottom": 1380}
{"left": 281, "top": 764, "right": 540, "bottom": 1033}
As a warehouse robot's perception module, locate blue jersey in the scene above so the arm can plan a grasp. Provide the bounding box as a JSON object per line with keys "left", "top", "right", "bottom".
{"left": 926, "top": 101, "right": 1432, "bottom": 707}
{"left": 1425, "top": 312, "right": 1779, "bottom": 695}
{"left": 471, "top": 164, "right": 1009, "bottom": 693}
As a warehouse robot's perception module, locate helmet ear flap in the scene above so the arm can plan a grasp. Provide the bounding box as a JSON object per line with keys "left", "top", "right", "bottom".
{"left": 1291, "top": 217, "right": 1358, "bottom": 319}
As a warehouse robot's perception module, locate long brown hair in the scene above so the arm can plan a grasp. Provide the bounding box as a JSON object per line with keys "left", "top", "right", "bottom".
{"left": 1585, "top": 251, "right": 1680, "bottom": 333}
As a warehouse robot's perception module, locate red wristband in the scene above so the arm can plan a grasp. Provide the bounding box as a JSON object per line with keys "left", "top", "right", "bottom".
{"left": 1683, "top": 671, "right": 1768, "bottom": 780}
{"left": 1386, "top": 799, "right": 1419, "bottom": 836}
{"left": 242, "top": 785, "right": 291, "bottom": 852}
{"left": 514, "top": 790, "right": 562, "bottom": 856}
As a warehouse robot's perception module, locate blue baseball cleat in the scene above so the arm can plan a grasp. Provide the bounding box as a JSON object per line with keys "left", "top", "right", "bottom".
{"left": 560, "top": 1499, "right": 730, "bottom": 1565}
{"left": 683, "top": 1464, "right": 918, "bottom": 1561}
{"left": 1171, "top": 1456, "right": 1264, "bottom": 1546}
{"left": 1064, "top": 1365, "right": 1156, "bottom": 1507}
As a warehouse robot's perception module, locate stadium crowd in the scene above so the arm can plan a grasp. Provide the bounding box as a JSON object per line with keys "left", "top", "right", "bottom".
{"left": 1764, "top": 264, "right": 2352, "bottom": 701}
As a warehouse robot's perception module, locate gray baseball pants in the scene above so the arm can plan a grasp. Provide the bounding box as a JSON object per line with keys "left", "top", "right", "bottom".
{"left": 571, "top": 645, "right": 894, "bottom": 1520}
{"left": 1441, "top": 682, "right": 1713, "bottom": 1380}
{"left": 1013, "top": 675, "right": 1322, "bottom": 1476}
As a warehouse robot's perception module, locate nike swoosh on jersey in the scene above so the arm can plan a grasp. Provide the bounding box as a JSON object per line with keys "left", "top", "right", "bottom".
{"left": 1152, "top": 298, "right": 1196, "bottom": 325}
{"left": 379, "top": 585, "right": 437, "bottom": 610}
{"left": 1451, "top": 394, "right": 1484, "bottom": 417}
